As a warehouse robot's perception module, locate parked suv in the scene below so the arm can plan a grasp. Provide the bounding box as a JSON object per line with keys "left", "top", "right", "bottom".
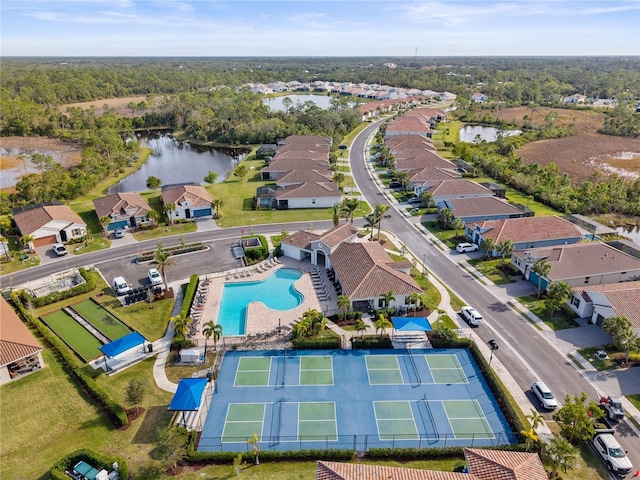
{"left": 592, "top": 432, "right": 632, "bottom": 477}
{"left": 147, "top": 268, "right": 162, "bottom": 286}
{"left": 456, "top": 242, "right": 479, "bottom": 253}
{"left": 52, "top": 243, "right": 68, "bottom": 256}
{"left": 531, "top": 381, "right": 558, "bottom": 410}
{"left": 112, "top": 276, "right": 132, "bottom": 296}
{"left": 460, "top": 306, "right": 484, "bottom": 326}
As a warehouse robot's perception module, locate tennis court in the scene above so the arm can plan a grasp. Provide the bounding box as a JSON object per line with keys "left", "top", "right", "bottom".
{"left": 198, "top": 349, "right": 516, "bottom": 453}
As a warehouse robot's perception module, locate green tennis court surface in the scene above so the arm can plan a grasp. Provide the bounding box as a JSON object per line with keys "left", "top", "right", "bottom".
{"left": 234, "top": 357, "right": 272, "bottom": 386}
{"left": 298, "top": 402, "right": 337, "bottom": 440}
{"left": 426, "top": 354, "right": 468, "bottom": 384}
{"left": 365, "top": 355, "right": 404, "bottom": 384}
{"left": 374, "top": 401, "right": 419, "bottom": 440}
{"left": 300, "top": 356, "right": 333, "bottom": 385}
{"left": 444, "top": 400, "right": 494, "bottom": 439}
{"left": 222, "top": 403, "right": 265, "bottom": 442}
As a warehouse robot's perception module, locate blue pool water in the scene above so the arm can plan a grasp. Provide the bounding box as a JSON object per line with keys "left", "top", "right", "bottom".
{"left": 219, "top": 268, "right": 303, "bottom": 335}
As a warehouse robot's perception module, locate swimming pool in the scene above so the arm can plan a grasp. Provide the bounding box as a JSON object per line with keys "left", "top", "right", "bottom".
{"left": 218, "top": 268, "right": 304, "bottom": 335}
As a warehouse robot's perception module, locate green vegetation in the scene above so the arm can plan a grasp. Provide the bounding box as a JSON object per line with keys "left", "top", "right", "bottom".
{"left": 41, "top": 310, "right": 104, "bottom": 361}
{"left": 577, "top": 347, "right": 620, "bottom": 371}
{"left": 517, "top": 295, "right": 579, "bottom": 330}
{"left": 472, "top": 176, "right": 561, "bottom": 216}
{"left": 132, "top": 221, "right": 198, "bottom": 241}
{"left": 468, "top": 258, "right": 516, "bottom": 285}
{"left": 94, "top": 295, "right": 173, "bottom": 341}
{"left": 72, "top": 299, "right": 132, "bottom": 340}
{"left": 421, "top": 221, "right": 464, "bottom": 249}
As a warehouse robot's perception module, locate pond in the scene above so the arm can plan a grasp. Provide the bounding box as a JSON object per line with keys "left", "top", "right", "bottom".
{"left": 108, "top": 132, "right": 249, "bottom": 193}
{"left": 617, "top": 226, "right": 640, "bottom": 247}
{"left": 264, "top": 94, "right": 336, "bottom": 112}
{"left": 459, "top": 125, "right": 522, "bottom": 143}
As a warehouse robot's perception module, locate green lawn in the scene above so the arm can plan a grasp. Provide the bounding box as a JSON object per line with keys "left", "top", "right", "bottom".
{"left": 411, "top": 268, "right": 442, "bottom": 311}
{"left": 467, "top": 258, "right": 515, "bottom": 285}
{"left": 132, "top": 221, "right": 198, "bottom": 241}
{"left": 577, "top": 347, "right": 619, "bottom": 371}
{"left": 41, "top": 310, "right": 104, "bottom": 361}
{"left": 628, "top": 394, "right": 640, "bottom": 411}
{"left": 472, "top": 176, "right": 561, "bottom": 216}
{"left": 95, "top": 295, "right": 173, "bottom": 341}
{"left": 517, "top": 295, "right": 579, "bottom": 330}
{"left": 73, "top": 299, "right": 132, "bottom": 341}
{"left": 421, "top": 221, "right": 466, "bottom": 249}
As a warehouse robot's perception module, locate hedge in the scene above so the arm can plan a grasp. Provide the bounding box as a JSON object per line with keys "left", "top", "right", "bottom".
{"left": 179, "top": 274, "right": 200, "bottom": 320}
{"left": 19, "top": 268, "right": 95, "bottom": 307}
{"left": 10, "top": 293, "right": 128, "bottom": 428}
{"left": 351, "top": 336, "right": 392, "bottom": 349}
{"left": 188, "top": 448, "right": 355, "bottom": 463}
{"left": 50, "top": 448, "right": 127, "bottom": 480}
{"left": 430, "top": 336, "right": 471, "bottom": 348}
{"left": 136, "top": 243, "right": 206, "bottom": 262}
{"left": 242, "top": 235, "right": 269, "bottom": 262}
{"left": 292, "top": 337, "right": 341, "bottom": 349}
{"left": 368, "top": 443, "right": 527, "bottom": 460}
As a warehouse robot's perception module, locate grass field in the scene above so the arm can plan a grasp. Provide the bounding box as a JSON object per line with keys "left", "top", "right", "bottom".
{"left": 94, "top": 294, "right": 173, "bottom": 341}
{"left": 73, "top": 299, "right": 132, "bottom": 341}
{"left": 41, "top": 310, "right": 103, "bottom": 361}
{"left": 517, "top": 295, "right": 579, "bottom": 330}
{"left": 467, "top": 258, "right": 514, "bottom": 285}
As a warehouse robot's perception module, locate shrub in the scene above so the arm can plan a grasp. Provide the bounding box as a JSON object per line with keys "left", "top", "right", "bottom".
{"left": 351, "top": 336, "right": 392, "bottom": 349}
{"left": 179, "top": 274, "right": 199, "bottom": 319}
{"left": 368, "top": 446, "right": 464, "bottom": 459}
{"left": 188, "top": 448, "right": 355, "bottom": 463}
{"left": 19, "top": 268, "right": 96, "bottom": 307}
{"left": 292, "top": 337, "right": 341, "bottom": 349}
{"left": 50, "top": 448, "right": 127, "bottom": 480}
{"left": 242, "top": 234, "right": 269, "bottom": 262}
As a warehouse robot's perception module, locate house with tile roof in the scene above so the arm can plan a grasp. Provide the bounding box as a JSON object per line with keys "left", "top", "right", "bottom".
{"left": 568, "top": 280, "right": 640, "bottom": 331}
{"left": 466, "top": 216, "right": 581, "bottom": 253}
{"left": 441, "top": 197, "right": 526, "bottom": 225}
{"left": 161, "top": 184, "right": 213, "bottom": 220}
{"left": 0, "top": 297, "right": 44, "bottom": 385}
{"left": 316, "top": 448, "right": 547, "bottom": 480}
{"left": 511, "top": 242, "right": 640, "bottom": 291}
{"left": 93, "top": 192, "right": 153, "bottom": 232}
{"left": 416, "top": 180, "right": 495, "bottom": 205}
{"left": 12, "top": 202, "right": 86, "bottom": 247}
{"left": 281, "top": 223, "right": 359, "bottom": 268}
{"left": 330, "top": 240, "right": 421, "bottom": 311}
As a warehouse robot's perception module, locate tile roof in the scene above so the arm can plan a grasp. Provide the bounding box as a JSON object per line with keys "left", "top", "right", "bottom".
{"left": 577, "top": 281, "right": 640, "bottom": 328}
{"left": 283, "top": 230, "right": 321, "bottom": 249}
{"left": 13, "top": 204, "right": 85, "bottom": 235}
{"left": 424, "top": 180, "right": 494, "bottom": 197}
{"left": 330, "top": 241, "right": 422, "bottom": 300}
{"left": 468, "top": 216, "right": 581, "bottom": 244}
{"left": 93, "top": 192, "right": 152, "bottom": 219}
{"left": 316, "top": 449, "right": 546, "bottom": 480}
{"left": 261, "top": 158, "right": 330, "bottom": 174}
{"left": 513, "top": 242, "right": 640, "bottom": 281}
{"left": 408, "top": 167, "right": 461, "bottom": 183}
{"left": 449, "top": 197, "right": 522, "bottom": 218}
{"left": 0, "top": 297, "right": 43, "bottom": 367}
{"left": 279, "top": 135, "right": 332, "bottom": 147}
{"left": 275, "top": 182, "right": 340, "bottom": 199}
{"left": 396, "top": 154, "right": 456, "bottom": 171}
{"left": 161, "top": 184, "right": 212, "bottom": 207}
{"left": 319, "top": 223, "right": 359, "bottom": 247}
{"left": 278, "top": 170, "right": 333, "bottom": 185}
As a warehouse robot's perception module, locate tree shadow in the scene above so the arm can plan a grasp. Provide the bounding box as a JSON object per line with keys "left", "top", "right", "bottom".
{"left": 133, "top": 405, "right": 173, "bottom": 444}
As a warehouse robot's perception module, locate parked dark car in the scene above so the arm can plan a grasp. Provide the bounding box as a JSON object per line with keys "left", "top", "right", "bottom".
{"left": 389, "top": 181, "right": 402, "bottom": 189}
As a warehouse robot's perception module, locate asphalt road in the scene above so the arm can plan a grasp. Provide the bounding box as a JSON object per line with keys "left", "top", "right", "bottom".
{"left": 2, "top": 122, "right": 638, "bottom": 471}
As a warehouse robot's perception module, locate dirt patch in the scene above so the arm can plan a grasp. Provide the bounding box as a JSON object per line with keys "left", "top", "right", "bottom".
{"left": 1, "top": 135, "right": 83, "bottom": 168}
{"left": 58, "top": 95, "right": 164, "bottom": 118}
{"left": 489, "top": 106, "right": 605, "bottom": 134}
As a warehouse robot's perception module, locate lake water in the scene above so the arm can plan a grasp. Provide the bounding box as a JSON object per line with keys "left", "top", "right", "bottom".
{"left": 459, "top": 125, "right": 522, "bottom": 143}
{"left": 263, "top": 94, "right": 335, "bottom": 112}
{"left": 617, "top": 226, "right": 640, "bottom": 246}
{"left": 108, "top": 133, "right": 249, "bottom": 193}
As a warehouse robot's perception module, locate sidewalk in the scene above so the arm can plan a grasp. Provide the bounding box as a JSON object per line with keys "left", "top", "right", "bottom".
{"left": 150, "top": 280, "right": 183, "bottom": 393}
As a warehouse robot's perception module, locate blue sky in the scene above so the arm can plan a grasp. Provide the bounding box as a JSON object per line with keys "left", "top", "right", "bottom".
{"left": 1, "top": 1, "right": 639, "bottom": 56}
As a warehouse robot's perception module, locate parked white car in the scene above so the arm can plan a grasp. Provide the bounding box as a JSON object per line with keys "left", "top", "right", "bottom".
{"left": 592, "top": 432, "right": 633, "bottom": 477}
{"left": 456, "top": 242, "right": 479, "bottom": 253}
{"left": 531, "top": 381, "right": 558, "bottom": 410}
{"left": 52, "top": 243, "right": 68, "bottom": 256}
{"left": 460, "top": 306, "right": 484, "bottom": 326}
{"left": 148, "top": 268, "right": 163, "bottom": 286}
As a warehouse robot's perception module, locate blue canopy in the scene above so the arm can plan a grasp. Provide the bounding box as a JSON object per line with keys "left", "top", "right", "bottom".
{"left": 169, "top": 378, "right": 208, "bottom": 411}
{"left": 392, "top": 317, "right": 432, "bottom": 332}
{"left": 99, "top": 331, "right": 146, "bottom": 358}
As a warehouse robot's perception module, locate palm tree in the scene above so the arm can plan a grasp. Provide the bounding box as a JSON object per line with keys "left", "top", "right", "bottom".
{"left": 20, "top": 234, "right": 34, "bottom": 253}
{"left": 341, "top": 198, "right": 359, "bottom": 224}
{"left": 531, "top": 259, "right": 551, "bottom": 298}
{"left": 364, "top": 213, "right": 378, "bottom": 241}
{"left": 451, "top": 218, "right": 465, "bottom": 238}
{"left": 545, "top": 281, "right": 572, "bottom": 314}
{"left": 373, "top": 203, "right": 388, "bottom": 241}
{"left": 435, "top": 308, "right": 446, "bottom": 332}
{"left": 147, "top": 209, "right": 161, "bottom": 226}
{"left": 543, "top": 437, "right": 577, "bottom": 479}
{"left": 407, "top": 292, "right": 422, "bottom": 315}
{"left": 331, "top": 202, "right": 342, "bottom": 226}
{"left": 337, "top": 295, "right": 351, "bottom": 319}
{"left": 315, "top": 316, "right": 329, "bottom": 339}
{"left": 526, "top": 408, "right": 546, "bottom": 430}
{"left": 437, "top": 208, "right": 453, "bottom": 229}
{"left": 332, "top": 172, "right": 345, "bottom": 190}
{"left": 380, "top": 290, "right": 395, "bottom": 310}
{"left": 163, "top": 202, "right": 176, "bottom": 224}
{"left": 151, "top": 247, "right": 176, "bottom": 291}
{"left": 520, "top": 427, "right": 539, "bottom": 452}
{"left": 202, "top": 321, "right": 223, "bottom": 353}
{"left": 171, "top": 315, "right": 192, "bottom": 340}
{"left": 419, "top": 190, "right": 434, "bottom": 208}
{"left": 496, "top": 240, "right": 514, "bottom": 267}
{"left": 211, "top": 199, "right": 223, "bottom": 217}
{"left": 374, "top": 313, "right": 393, "bottom": 338}
{"left": 99, "top": 216, "right": 111, "bottom": 235}
{"left": 354, "top": 319, "right": 369, "bottom": 339}
{"left": 246, "top": 433, "right": 260, "bottom": 465}
{"left": 480, "top": 237, "right": 496, "bottom": 259}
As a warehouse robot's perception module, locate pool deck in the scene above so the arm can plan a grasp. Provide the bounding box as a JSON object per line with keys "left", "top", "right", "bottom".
{"left": 188, "top": 257, "right": 336, "bottom": 341}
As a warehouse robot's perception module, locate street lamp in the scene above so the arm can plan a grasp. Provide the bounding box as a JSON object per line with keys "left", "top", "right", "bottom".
{"left": 422, "top": 254, "right": 427, "bottom": 279}
{"left": 488, "top": 339, "right": 499, "bottom": 364}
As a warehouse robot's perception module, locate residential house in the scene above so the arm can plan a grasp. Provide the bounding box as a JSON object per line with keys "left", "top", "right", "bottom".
{"left": 161, "top": 184, "right": 213, "bottom": 220}
{"left": 564, "top": 94, "right": 586, "bottom": 104}
{"left": 439, "top": 197, "right": 526, "bottom": 224}
{"left": 12, "top": 202, "right": 86, "bottom": 247}
{"left": 256, "top": 182, "right": 341, "bottom": 209}
{"left": 511, "top": 242, "right": 640, "bottom": 291}
{"left": 1, "top": 297, "right": 44, "bottom": 385}
{"left": 466, "top": 216, "right": 581, "bottom": 253}
{"left": 330, "top": 240, "right": 422, "bottom": 312}
{"left": 93, "top": 192, "right": 153, "bottom": 232}
{"left": 317, "top": 448, "right": 547, "bottom": 480}
{"left": 281, "top": 223, "right": 359, "bottom": 268}
{"left": 472, "top": 92, "right": 489, "bottom": 103}
{"left": 439, "top": 91, "right": 457, "bottom": 101}
{"left": 416, "top": 179, "right": 494, "bottom": 203}
{"left": 568, "top": 281, "right": 640, "bottom": 332}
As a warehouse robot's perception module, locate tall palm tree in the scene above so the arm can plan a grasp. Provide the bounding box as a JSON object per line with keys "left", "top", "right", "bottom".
{"left": 341, "top": 198, "right": 359, "bottom": 224}
{"left": 543, "top": 437, "right": 577, "bottom": 479}
{"left": 99, "top": 216, "right": 111, "bottom": 235}
{"left": 147, "top": 209, "right": 161, "bottom": 226}
{"left": 526, "top": 409, "right": 546, "bottom": 430}
{"left": 354, "top": 319, "right": 369, "bottom": 339}
{"left": 480, "top": 237, "right": 496, "bottom": 259}
{"left": 202, "top": 321, "right": 223, "bottom": 353}
{"left": 496, "top": 240, "right": 514, "bottom": 266}
{"left": 332, "top": 172, "right": 345, "bottom": 190}
{"left": 337, "top": 295, "right": 351, "bottom": 319}
{"left": 20, "top": 234, "right": 35, "bottom": 252}
{"left": 163, "top": 202, "right": 176, "bottom": 224}
{"left": 531, "top": 259, "right": 551, "bottom": 298}
{"left": 407, "top": 292, "right": 421, "bottom": 315}
{"left": 520, "top": 427, "right": 539, "bottom": 452}
{"left": 374, "top": 313, "right": 393, "bottom": 338}
{"left": 364, "top": 213, "right": 378, "bottom": 241}
{"left": 171, "top": 315, "right": 192, "bottom": 340}
{"left": 332, "top": 202, "right": 342, "bottom": 226}
{"left": 380, "top": 290, "right": 395, "bottom": 310}
{"left": 211, "top": 199, "right": 223, "bottom": 217}
{"left": 152, "top": 247, "right": 176, "bottom": 291}
{"left": 419, "top": 190, "right": 434, "bottom": 208}
{"left": 437, "top": 208, "right": 453, "bottom": 229}
{"left": 545, "top": 281, "right": 572, "bottom": 314}
{"left": 451, "top": 218, "right": 465, "bottom": 238}
{"left": 373, "top": 203, "right": 388, "bottom": 241}
{"left": 315, "top": 316, "right": 329, "bottom": 339}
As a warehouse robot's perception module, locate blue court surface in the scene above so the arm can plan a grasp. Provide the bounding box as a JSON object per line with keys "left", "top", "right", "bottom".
{"left": 197, "top": 349, "right": 517, "bottom": 452}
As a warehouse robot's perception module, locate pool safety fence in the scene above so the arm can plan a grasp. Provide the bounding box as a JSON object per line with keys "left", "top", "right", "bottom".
{"left": 197, "top": 431, "right": 518, "bottom": 452}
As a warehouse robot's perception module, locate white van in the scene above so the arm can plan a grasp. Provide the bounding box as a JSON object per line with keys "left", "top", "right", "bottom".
{"left": 112, "top": 276, "right": 132, "bottom": 296}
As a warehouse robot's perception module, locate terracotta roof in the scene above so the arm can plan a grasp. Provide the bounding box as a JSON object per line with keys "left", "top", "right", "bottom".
{"left": 275, "top": 182, "right": 340, "bottom": 199}
{"left": 386, "top": 116, "right": 433, "bottom": 135}
{"left": 319, "top": 223, "right": 359, "bottom": 248}
{"left": 424, "top": 180, "right": 494, "bottom": 198}
{"left": 331, "top": 241, "right": 422, "bottom": 300}
{"left": 464, "top": 448, "right": 547, "bottom": 480}
{"left": 0, "top": 297, "right": 43, "bottom": 367}
{"left": 279, "top": 135, "right": 332, "bottom": 147}
{"left": 283, "top": 230, "right": 320, "bottom": 249}
{"left": 278, "top": 170, "right": 333, "bottom": 185}
{"left": 577, "top": 281, "right": 640, "bottom": 329}
{"left": 396, "top": 155, "right": 456, "bottom": 171}
{"left": 316, "top": 461, "right": 467, "bottom": 480}
{"left": 386, "top": 135, "right": 436, "bottom": 151}
{"left": 468, "top": 216, "right": 581, "bottom": 244}
{"left": 513, "top": 242, "right": 640, "bottom": 281}
{"left": 408, "top": 167, "right": 461, "bottom": 183}
{"left": 161, "top": 184, "right": 212, "bottom": 207}
{"left": 448, "top": 197, "right": 522, "bottom": 218}
{"left": 13, "top": 204, "right": 85, "bottom": 235}
{"left": 262, "top": 158, "right": 330, "bottom": 174}
{"left": 93, "top": 192, "right": 151, "bottom": 219}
